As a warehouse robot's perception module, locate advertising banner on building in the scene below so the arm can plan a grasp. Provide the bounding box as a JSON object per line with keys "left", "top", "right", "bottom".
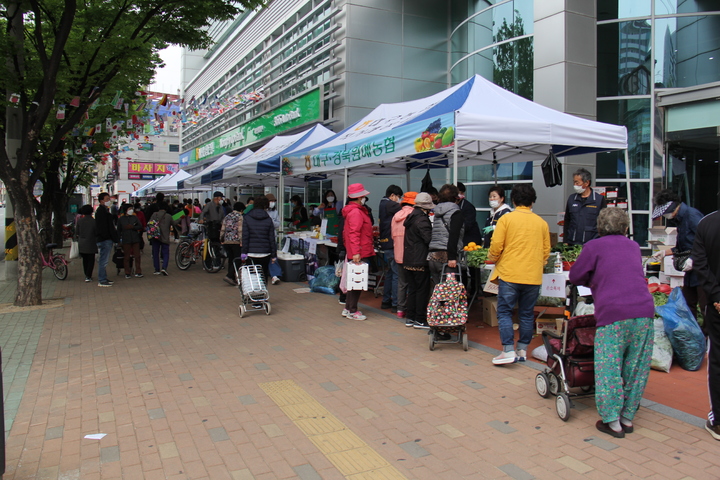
{"left": 127, "top": 162, "right": 179, "bottom": 179}
{"left": 285, "top": 112, "right": 455, "bottom": 174}
{"left": 180, "top": 88, "right": 321, "bottom": 166}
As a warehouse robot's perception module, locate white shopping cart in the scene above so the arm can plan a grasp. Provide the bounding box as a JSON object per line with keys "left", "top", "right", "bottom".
{"left": 233, "top": 259, "right": 271, "bottom": 317}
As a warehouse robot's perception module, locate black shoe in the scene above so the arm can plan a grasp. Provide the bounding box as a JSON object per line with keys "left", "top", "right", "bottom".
{"left": 390, "top": 306, "right": 398, "bottom": 313}
{"left": 413, "top": 323, "right": 430, "bottom": 330}
{"left": 381, "top": 302, "right": 392, "bottom": 310}
{"left": 437, "top": 332, "right": 452, "bottom": 341}
{"left": 125, "top": 274, "right": 132, "bottom": 279}
{"left": 596, "top": 421, "right": 625, "bottom": 439}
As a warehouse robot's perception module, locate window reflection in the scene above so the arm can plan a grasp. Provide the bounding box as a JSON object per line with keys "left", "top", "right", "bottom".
{"left": 655, "top": 16, "right": 720, "bottom": 89}
{"left": 598, "top": 21, "right": 652, "bottom": 96}
{"left": 597, "top": 0, "right": 651, "bottom": 21}
{"left": 597, "top": 99, "right": 651, "bottom": 179}
{"left": 655, "top": 0, "right": 720, "bottom": 15}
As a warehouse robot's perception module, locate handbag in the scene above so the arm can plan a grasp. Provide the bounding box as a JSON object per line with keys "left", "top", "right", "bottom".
{"left": 541, "top": 150, "right": 562, "bottom": 188}
{"left": 673, "top": 250, "right": 692, "bottom": 272}
{"left": 69, "top": 240, "right": 80, "bottom": 259}
{"left": 268, "top": 261, "right": 282, "bottom": 278}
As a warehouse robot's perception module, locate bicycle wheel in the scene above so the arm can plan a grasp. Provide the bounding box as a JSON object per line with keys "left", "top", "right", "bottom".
{"left": 175, "top": 242, "right": 193, "bottom": 270}
{"left": 203, "top": 242, "right": 223, "bottom": 273}
{"left": 52, "top": 256, "right": 68, "bottom": 280}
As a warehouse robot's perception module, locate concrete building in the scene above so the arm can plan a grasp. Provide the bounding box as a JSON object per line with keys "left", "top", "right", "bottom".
{"left": 180, "top": 0, "right": 720, "bottom": 245}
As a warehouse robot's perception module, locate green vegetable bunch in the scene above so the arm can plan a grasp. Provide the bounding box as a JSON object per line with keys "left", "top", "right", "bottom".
{"left": 652, "top": 291, "right": 668, "bottom": 307}
{"left": 466, "top": 248, "right": 489, "bottom": 268}
{"left": 551, "top": 243, "right": 583, "bottom": 263}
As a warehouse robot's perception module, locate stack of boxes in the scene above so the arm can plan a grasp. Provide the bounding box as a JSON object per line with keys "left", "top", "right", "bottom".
{"left": 647, "top": 226, "right": 683, "bottom": 287}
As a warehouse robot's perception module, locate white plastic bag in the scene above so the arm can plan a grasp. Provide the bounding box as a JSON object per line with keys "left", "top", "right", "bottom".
{"left": 651, "top": 318, "right": 673, "bottom": 373}
{"left": 346, "top": 262, "right": 369, "bottom": 291}
{"left": 69, "top": 240, "right": 80, "bottom": 260}
{"left": 532, "top": 345, "right": 548, "bottom": 362}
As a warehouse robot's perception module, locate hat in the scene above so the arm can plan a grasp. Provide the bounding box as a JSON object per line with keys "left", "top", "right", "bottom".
{"left": 402, "top": 192, "right": 418, "bottom": 205}
{"left": 265, "top": 193, "right": 276, "bottom": 202}
{"left": 347, "top": 183, "right": 370, "bottom": 199}
{"left": 652, "top": 201, "right": 678, "bottom": 220}
{"left": 414, "top": 192, "right": 436, "bottom": 210}
{"left": 213, "top": 191, "right": 224, "bottom": 198}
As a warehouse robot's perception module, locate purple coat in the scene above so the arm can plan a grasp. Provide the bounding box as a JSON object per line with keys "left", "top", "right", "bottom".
{"left": 568, "top": 235, "right": 655, "bottom": 327}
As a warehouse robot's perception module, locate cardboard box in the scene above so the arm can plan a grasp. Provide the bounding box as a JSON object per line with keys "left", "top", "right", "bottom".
{"left": 669, "top": 275, "right": 684, "bottom": 289}
{"left": 663, "top": 256, "right": 685, "bottom": 277}
{"left": 536, "top": 318, "right": 564, "bottom": 335}
{"left": 549, "top": 232, "right": 558, "bottom": 246}
{"left": 648, "top": 227, "right": 677, "bottom": 246}
{"left": 482, "top": 297, "right": 518, "bottom": 327}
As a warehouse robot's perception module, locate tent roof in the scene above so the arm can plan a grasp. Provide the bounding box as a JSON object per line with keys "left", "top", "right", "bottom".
{"left": 130, "top": 176, "right": 165, "bottom": 197}
{"left": 180, "top": 154, "right": 236, "bottom": 189}
{"left": 203, "top": 149, "right": 254, "bottom": 186}
{"left": 284, "top": 75, "right": 628, "bottom": 175}
{"left": 154, "top": 170, "right": 190, "bottom": 192}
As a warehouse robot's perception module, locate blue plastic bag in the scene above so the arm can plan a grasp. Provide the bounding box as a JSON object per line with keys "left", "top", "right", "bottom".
{"left": 309, "top": 265, "right": 340, "bottom": 295}
{"left": 655, "top": 287, "right": 706, "bottom": 371}
{"left": 269, "top": 261, "right": 282, "bottom": 279}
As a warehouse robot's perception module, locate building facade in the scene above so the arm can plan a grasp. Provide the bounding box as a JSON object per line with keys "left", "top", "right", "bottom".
{"left": 180, "top": 0, "right": 720, "bottom": 245}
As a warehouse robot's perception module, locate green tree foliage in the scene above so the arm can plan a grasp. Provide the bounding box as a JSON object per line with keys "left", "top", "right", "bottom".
{"left": 493, "top": 10, "right": 533, "bottom": 101}
{"left": 0, "top": 0, "right": 266, "bottom": 305}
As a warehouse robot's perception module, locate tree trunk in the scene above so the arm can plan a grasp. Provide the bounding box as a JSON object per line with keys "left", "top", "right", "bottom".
{"left": 51, "top": 195, "right": 69, "bottom": 246}
{"left": 8, "top": 180, "right": 43, "bottom": 306}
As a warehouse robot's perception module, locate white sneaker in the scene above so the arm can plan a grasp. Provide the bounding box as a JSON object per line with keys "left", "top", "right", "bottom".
{"left": 271, "top": 276, "right": 280, "bottom": 285}
{"left": 492, "top": 351, "right": 518, "bottom": 365}
{"left": 516, "top": 349, "right": 527, "bottom": 362}
{"left": 347, "top": 311, "right": 366, "bottom": 321}
{"left": 341, "top": 309, "right": 349, "bottom": 317}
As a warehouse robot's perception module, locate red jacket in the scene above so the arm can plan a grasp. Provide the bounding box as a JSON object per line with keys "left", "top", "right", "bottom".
{"left": 342, "top": 202, "right": 375, "bottom": 260}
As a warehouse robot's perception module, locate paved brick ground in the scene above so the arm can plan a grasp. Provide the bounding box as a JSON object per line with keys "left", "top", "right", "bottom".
{"left": 0, "top": 251, "right": 718, "bottom": 479}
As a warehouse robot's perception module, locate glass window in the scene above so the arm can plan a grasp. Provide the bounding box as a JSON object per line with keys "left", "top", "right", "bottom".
{"left": 598, "top": 20, "right": 652, "bottom": 96}
{"left": 632, "top": 213, "right": 649, "bottom": 246}
{"left": 169, "top": 144, "right": 179, "bottom": 152}
{"left": 655, "top": 0, "right": 720, "bottom": 15}
{"left": 597, "top": 99, "right": 651, "bottom": 179}
{"left": 598, "top": 0, "right": 651, "bottom": 21}
{"left": 492, "top": 39, "right": 534, "bottom": 100}
{"left": 655, "top": 16, "right": 720, "bottom": 89}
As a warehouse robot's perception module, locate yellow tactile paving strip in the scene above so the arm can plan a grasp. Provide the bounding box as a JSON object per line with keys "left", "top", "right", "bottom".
{"left": 260, "top": 380, "right": 408, "bottom": 479}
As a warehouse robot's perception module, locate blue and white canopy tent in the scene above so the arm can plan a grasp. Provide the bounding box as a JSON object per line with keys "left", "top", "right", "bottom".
{"left": 153, "top": 170, "right": 190, "bottom": 192}
{"left": 130, "top": 175, "right": 165, "bottom": 197}
{"left": 201, "top": 149, "right": 254, "bottom": 187}
{"left": 178, "top": 154, "right": 236, "bottom": 191}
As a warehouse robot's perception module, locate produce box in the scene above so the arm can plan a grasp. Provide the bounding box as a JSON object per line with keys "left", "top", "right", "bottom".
{"left": 536, "top": 318, "right": 564, "bottom": 335}
{"left": 482, "top": 297, "right": 518, "bottom": 327}
{"left": 648, "top": 227, "right": 677, "bottom": 246}
{"left": 669, "top": 275, "right": 684, "bottom": 289}
{"left": 663, "top": 256, "right": 685, "bottom": 276}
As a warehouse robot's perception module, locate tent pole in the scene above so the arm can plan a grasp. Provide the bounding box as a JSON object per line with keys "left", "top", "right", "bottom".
{"left": 406, "top": 169, "right": 411, "bottom": 193}
{"left": 624, "top": 149, "right": 634, "bottom": 238}
{"left": 344, "top": 168, "right": 348, "bottom": 202}
{"left": 452, "top": 126, "right": 458, "bottom": 185}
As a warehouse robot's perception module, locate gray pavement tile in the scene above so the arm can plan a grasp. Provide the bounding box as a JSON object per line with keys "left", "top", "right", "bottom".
{"left": 100, "top": 445, "right": 120, "bottom": 463}
{"left": 498, "top": 463, "right": 534, "bottom": 480}
{"left": 254, "top": 363, "right": 270, "bottom": 370}
{"left": 133, "top": 362, "right": 146, "bottom": 370}
{"left": 123, "top": 334, "right": 134, "bottom": 340}
{"left": 159, "top": 341, "right": 171, "bottom": 346}
{"left": 278, "top": 327, "right": 292, "bottom": 332}
{"left": 205, "top": 354, "right": 219, "bottom": 360}
{"left": 222, "top": 334, "right": 234, "bottom": 339}
{"left": 389, "top": 332, "right": 402, "bottom": 336}
{"left": 385, "top": 345, "right": 401, "bottom": 351}
{"left": 45, "top": 426, "right": 64, "bottom": 440}
{"left": 393, "top": 369, "right": 413, "bottom": 378}
{"left": 320, "top": 382, "right": 340, "bottom": 392}
{"left": 334, "top": 321, "right": 346, "bottom": 326}
{"left": 487, "top": 420, "right": 517, "bottom": 434}
{"left": 390, "top": 395, "right": 412, "bottom": 406}
{"left": 148, "top": 408, "right": 166, "bottom": 420}
{"left": 584, "top": 436, "right": 619, "bottom": 451}
{"left": 238, "top": 395, "right": 257, "bottom": 405}
{"left": 184, "top": 328, "right": 194, "bottom": 333}
{"left": 323, "top": 354, "right": 339, "bottom": 361}
{"left": 272, "top": 345, "right": 286, "bottom": 351}
{"left": 333, "top": 337, "right": 347, "bottom": 343}
{"left": 92, "top": 349, "right": 104, "bottom": 356}
{"left": 293, "top": 464, "right": 322, "bottom": 480}
{"left": 55, "top": 375, "right": 68, "bottom": 384}
{"left": 457, "top": 358, "right": 477, "bottom": 366}
{"left": 178, "top": 373, "right": 194, "bottom": 381}
{"left": 208, "top": 427, "right": 230, "bottom": 442}
{"left": 462, "top": 380, "right": 486, "bottom": 389}
{"left": 96, "top": 386, "right": 111, "bottom": 396}
{"left": 399, "top": 440, "right": 430, "bottom": 458}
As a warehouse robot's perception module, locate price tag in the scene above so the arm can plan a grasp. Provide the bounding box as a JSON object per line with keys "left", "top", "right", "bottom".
{"left": 282, "top": 237, "right": 290, "bottom": 253}
{"left": 320, "top": 218, "right": 328, "bottom": 237}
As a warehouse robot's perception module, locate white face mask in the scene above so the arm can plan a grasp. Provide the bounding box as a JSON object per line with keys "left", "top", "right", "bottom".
{"left": 269, "top": 202, "right": 276, "bottom": 209}
{"left": 663, "top": 212, "right": 674, "bottom": 219}
{"left": 361, "top": 198, "right": 367, "bottom": 205}
{"left": 489, "top": 200, "right": 500, "bottom": 209}
{"left": 573, "top": 185, "right": 585, "bottom": 194}
{"left": 127, "top": 209, "right": 134, "bottom": 215}
{"left": 326, "top": 196, "right": 335, "bottom": 203}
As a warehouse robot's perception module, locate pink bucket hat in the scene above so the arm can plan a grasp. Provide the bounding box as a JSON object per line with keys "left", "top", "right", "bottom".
{"left": 347, "top": 183, "right": 370, "bottom": 198}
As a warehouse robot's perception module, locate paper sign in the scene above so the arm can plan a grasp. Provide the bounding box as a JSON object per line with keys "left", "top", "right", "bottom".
{"left": 320, "top": 218, "right": 328, "bottom": 237}
{"left": 308, "top": 239, "right": 317, "bottom": 255}
{"left": 84, "top": 433, "right": 107, "bottom": 440}
{"left": 282, "top": 237, "right": 290, "bottom": 253}
{"left": 541, "top": 274, "right": 566, "bottom": 298}
{"left": 577, "top": 285, "right": 592, "bottom": 297}
{"left": 483, "top": 266, "right": 498, "bottom": 294}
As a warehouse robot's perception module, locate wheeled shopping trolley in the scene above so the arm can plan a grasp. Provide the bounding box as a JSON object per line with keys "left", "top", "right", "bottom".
{"left": 233, "top": 259, "right": 271, "bottom": 317}
{"left": 427, "top": 265, "right": 469, "bottom": 351}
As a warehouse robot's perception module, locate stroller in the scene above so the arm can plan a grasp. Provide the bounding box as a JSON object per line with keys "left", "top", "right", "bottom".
{"left": 112, "top": 244, "right": 133, "bottom": 275}
{"left": 535, "top": 314, "right": 596, "bottom": 421}
{"left": 427, "top": 265, "right": 469, "bottom": 351}
{"left": 233, "top": 258, "right": 271, "bottom": 317}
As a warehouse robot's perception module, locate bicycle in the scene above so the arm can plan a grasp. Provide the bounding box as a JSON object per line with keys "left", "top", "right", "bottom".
{"left": 174, "top": 223, "right": 225, "bottom": 273}
{"left": 39, "top": 229, "right": 69, "bottom": 280}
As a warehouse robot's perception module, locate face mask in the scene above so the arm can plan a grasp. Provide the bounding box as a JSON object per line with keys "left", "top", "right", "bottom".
{"left": 326, "top": 196, "right": 335, "bottom": 203}
{"left": 127, "top": 209, "right": 134, "bottom": 215}
{"left": 573, "top": 185, "right": 585, "bottom": 194}
{"left": 663, "top": 212, "right": 674, "bottom": 219}
{"left": 458, "top": 194, "right": 465, "bottom": 200}
{"left": 269, "top": 202, "right": 276, "bottom": 209}
{"left": 489, "top": 200, "right": 500, "bottom": 209}
{"left": 361, "top": 198, "right": 367, "bottom": 205}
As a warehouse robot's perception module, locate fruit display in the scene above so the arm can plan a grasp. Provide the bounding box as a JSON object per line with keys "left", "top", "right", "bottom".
{"left": 464, "top": 242, "right": 488, "bottom": 268}
{"left": 414, "top": 119, "right": 455, "bottom": 153}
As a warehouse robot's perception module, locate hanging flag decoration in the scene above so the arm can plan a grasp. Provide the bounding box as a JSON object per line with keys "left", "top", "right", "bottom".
{"left": 70, "top": 96, "right": 80, "bottom": 107}
{"left": 56, "top": 105, "right": 66, "bottom": 120}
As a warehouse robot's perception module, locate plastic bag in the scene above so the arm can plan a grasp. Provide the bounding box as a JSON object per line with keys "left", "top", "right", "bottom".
{"left": 650, "top": 318, "right": 673, "bottom": 373}
{"left": 655, "top": 287, "right": 706, "bottom": 371}
{"left": 310, "top": 265, "right": 340, "bottom": 295}
{"left": 532, "top": 345, "right": 548, "bottom": 362}
{"left": 573, "top": 300, "right": 595, "bottom": 317}
{"left": 335, "top": 260, "right": 344, "bottom": 277}
{"left": 69, "top": 240, "right": 80, "bottom": 260}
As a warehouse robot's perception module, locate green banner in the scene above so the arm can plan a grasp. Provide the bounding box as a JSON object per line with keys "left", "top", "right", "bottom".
{"left": 181, "top": 89, "right": 321, "bottom": 166}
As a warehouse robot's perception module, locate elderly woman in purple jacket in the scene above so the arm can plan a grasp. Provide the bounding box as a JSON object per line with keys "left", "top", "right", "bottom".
{"left": 569, "top": 208, "right": 655, "bottom": 439}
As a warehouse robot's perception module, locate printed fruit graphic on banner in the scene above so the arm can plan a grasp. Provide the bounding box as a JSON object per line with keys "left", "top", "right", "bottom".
{"left": 414, "top": 119, "right": 454, "bottom": 152}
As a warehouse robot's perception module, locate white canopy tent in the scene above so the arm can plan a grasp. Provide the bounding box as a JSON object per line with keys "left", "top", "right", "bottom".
{"left": 153, "top": 170, "right": 191, "bottom": 192}
{"left": 130, "top": 176, "right": 165, "bottom": 197}
{"left": 179, "top": 154, "right": 236, "bottom": 190}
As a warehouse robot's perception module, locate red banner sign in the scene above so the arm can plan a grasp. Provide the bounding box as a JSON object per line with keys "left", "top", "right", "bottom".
{"left": 127, "top": 162, "right": 178, "bottom": 175}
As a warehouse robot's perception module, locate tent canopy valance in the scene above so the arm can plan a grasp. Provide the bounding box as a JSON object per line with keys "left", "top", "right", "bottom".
{"left": 153, "top": 170, "right": 190, "bottom": 192}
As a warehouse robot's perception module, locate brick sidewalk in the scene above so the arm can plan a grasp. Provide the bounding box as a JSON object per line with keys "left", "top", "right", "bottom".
{"left": 0, "top": 252, "right": 718, "bottom": 479}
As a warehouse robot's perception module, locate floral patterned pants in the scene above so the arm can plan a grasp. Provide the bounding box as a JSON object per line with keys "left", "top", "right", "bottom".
{"left": 594, "top": 317, "right": 654, "bottom": 423}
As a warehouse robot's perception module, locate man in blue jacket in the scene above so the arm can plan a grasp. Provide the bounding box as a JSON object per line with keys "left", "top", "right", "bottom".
{"left": 563, "top": 168, "right": 606, "bottom": 245}
{"left": 95, "top": 192, "right": 119, "bottom": 287}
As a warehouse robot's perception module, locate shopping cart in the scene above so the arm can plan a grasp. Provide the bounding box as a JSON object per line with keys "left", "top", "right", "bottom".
{"left": 233, "top": 259, "right": 271, "bottom": 317}
{"left": 427, "top": 265, "right": 469, "bottom": 351}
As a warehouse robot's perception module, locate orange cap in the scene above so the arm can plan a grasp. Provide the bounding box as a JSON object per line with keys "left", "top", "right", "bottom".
{"left": 402, "top": 191, "right": 418, "bottom": 205}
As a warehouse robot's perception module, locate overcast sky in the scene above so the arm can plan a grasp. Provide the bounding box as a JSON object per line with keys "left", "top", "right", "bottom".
{"left": 149, "top": 46, "right": 182, "bottom": 94}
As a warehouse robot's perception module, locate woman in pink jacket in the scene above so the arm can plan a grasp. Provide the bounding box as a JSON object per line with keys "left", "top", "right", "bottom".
{"left": 391, "top": 192, "right": 417, "bottom": 321}
{"left": 341, "top": 183, "right": 375, "bottom": 321}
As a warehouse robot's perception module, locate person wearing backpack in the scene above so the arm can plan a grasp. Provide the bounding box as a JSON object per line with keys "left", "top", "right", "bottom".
{"left": 428, "top": 184, "right": 465, "bottom": 289}
{"left": 116, "top": 204, "right": 144, "bottom": 278}
{"left": 402, "top": 192, "right": 435, "bottom": 329}
{"left": 148, "top": 202, "right": 175, "bottom": 275}
{"left": 221, "top": 202, "right": 244, "bottom": 286}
